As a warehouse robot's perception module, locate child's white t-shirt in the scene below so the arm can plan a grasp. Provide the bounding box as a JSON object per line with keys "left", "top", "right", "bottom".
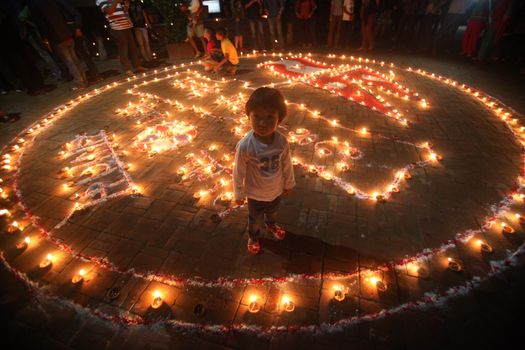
{"left": 233, "top": 130, "right": 295, "bottom": 202}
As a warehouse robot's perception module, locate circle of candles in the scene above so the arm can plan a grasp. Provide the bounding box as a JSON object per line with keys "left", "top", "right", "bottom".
{"left": 151, "top": 290, "right": 163, "bottom": 309}
{"left": 72, "top": 269, "right": 85, "bottom": 284}
{"left": 248, "top": 295, "right": 261, "bottom": 313}
{"left": 16, "top": 236, "right": 30, "bottom": 250}
{"left": 39, "top": 253, "right": 53, "bottom": 269}
{"left": 281, "top": 296, "right": 295, "bottom": 312}
{"left": 333, "top": 286, "right": 345, "bottom": 302}
{"left": 501, "top": 223, "right": 515, "bottom": 234}
{"left": 447, "top": 257, "right": 462, "bottom": 272}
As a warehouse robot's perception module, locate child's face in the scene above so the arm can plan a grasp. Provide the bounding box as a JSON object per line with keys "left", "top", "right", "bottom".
{"left": 204, "top": 32, "right": 211, "bottom": 40}
{"left": 249, "top": 107, "right": 280, "bottom": 138}
{"left": 216, "top": 33, "right": 224, "bottom": 41}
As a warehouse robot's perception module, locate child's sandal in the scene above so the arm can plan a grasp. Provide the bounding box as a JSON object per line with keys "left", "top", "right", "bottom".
{"left": 247, "top": 239, "right": 261, "bottom": 255}
{"left": 267, "top": 224, "right": 286, "bottom": 240}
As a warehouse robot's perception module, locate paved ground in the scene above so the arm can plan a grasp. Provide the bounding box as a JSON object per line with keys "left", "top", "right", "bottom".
{"left": 1, "top": 50, "right": 525, "bottom": 349}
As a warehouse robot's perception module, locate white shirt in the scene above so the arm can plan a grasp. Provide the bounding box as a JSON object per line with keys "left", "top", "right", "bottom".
{"left": 234, "top": 130, "right": 295, "bottom": 202}
{"left": 343, "top": 0, "right": 355, "bottom": 21}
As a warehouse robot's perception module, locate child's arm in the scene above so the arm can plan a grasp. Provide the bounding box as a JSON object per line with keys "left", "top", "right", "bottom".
{"left": 282, "top": 143, "right": 295, "bottom": 194}
{"left": 233, "top": 144, "right": 247, "bottom": 204}
{"left": 213, "top": 52, "right": 230, "bottom": 72}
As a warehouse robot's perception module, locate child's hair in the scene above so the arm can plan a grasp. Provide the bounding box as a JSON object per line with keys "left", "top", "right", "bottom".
{"left": 245, "top": 87, "right": 287, "bottom": 122}
{"left": 204, "top": 27, "right": 215, "bottom": 36}
{"left": 216, "top": 27, "right": 227, "bottom": 38}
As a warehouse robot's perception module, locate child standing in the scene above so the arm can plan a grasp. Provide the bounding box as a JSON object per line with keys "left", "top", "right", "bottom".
{"left": 213, "top": 28, "right": 239, "bottom": 75}
{"left": 233, "top": 87, "right": 295, "bottom": 254}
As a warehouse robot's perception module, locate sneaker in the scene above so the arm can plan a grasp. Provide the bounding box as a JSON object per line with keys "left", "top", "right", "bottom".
{"left": 247, "top": 238, "right": 261, "bottom": 254}
{"left": 266, "top": 223, "right": 286, "bottom": 240}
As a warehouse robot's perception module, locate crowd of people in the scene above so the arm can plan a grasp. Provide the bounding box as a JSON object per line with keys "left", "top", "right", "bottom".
{"left": 0, "top": 0, "right": 523, "bottom": 98}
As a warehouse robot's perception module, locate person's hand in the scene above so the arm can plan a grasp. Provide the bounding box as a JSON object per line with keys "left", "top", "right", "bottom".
{"left": 235, "top": 199, "right": 245, "bottom": 206}
{"left": 283, "top": 188, "right": 293, "bottom": 196}
{"left": 75, "top": 29, "right": 83, "bottom": 38}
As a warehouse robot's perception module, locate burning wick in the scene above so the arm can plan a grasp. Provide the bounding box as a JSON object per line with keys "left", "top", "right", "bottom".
{"left": 477, "top": 239, "right": 493, "bottom": 254}
{"left": 39, "top": 253, "right": 53, "bottom": 269}
{"left": 501, "top": 222, "right": 515, "bottom": 234}
{"left": 16, "top": 236, "right": 30, "bottom": 250}
{"left": 447, "top": 257, "right": 462, "bottom": 272}
{"left": 333, "top": 285, "right": 345, "bottom": 302}
{"left": 248, "top": 295, "right": 261, "bottom": 313}
{"left": 281, "top": 295, "right": 295, "bottom": 312}
{"left": 151, "top": 290, "right": 163, "bottom": 309}
{"left": 72, "top": 269, "right": 86, "bottom": 284}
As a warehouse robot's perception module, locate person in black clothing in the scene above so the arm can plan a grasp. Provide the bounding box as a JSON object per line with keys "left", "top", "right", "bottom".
{"left": 129, "top": 0, "right": 152, "bottom": 62}
{"left": 28, "top": 0, "right": 88, "bottom": 89}
{"left": 244, "top": 0, "right": 264, "bottom": 49}
{"left": 0, "top": 0, "right": 55, "bottom": 95}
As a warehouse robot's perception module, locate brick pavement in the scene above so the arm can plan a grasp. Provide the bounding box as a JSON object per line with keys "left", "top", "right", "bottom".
{"left": 1, "top": 52, "right": 525, "bottom": 349}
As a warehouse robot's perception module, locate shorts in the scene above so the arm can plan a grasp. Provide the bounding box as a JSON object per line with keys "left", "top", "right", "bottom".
{"left": 187, "top": 23, "right": 204, "bottom": 38}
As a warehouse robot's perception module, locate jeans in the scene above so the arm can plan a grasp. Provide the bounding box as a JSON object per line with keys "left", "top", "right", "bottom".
{"left": 247, "top": 196, "right": 281, "bottom": 240}
{"left": 267, "top": 16, "right": 284, "bottom": 47}
{"left": 134, "top": 27, "right": 152, "bottom": 61}
{"left": 297, "top": 19, "right": 315, "bottom": 46}
{"left": 54, "top": 40, "right": 86, "bottom": 85}
{"left": 248, "top": 19, "right": 264, "bottom": 49}
{"left": 111, "top": 28, "right": 141, "bottom": 71}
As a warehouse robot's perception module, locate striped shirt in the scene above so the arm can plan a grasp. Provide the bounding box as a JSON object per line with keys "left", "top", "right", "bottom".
{"left": 96, "top": 0, "right": 133, "bottom": 30}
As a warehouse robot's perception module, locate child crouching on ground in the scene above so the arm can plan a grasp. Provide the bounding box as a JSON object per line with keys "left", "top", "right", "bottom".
{"left": 202, "top": 27, "right": 224, "bottom": 72}
{"left": 211, "top": 27, "right": 239, "bottom": 75}
{"left": 233, "top": 87, "right": 295, "bottom": 254}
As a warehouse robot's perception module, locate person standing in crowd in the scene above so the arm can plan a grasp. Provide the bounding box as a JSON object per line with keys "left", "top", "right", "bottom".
{"left": 476, "top": 0, "right": 517, "bottom": 61}
{"left": 433, "top": 0, "right": 473, "bottom": 54}
{"left": 419, "top": 0, "right": 447, "bottom": 52}
{"left": 96, "top": 0, "right": 145, "bottom": 74}
{"left": 202, "top": 27, "right": 224, "bottom": 71}
{"left": 231, "top": 0, "right": 246, "bottom": 50}
{"left": 28, "top": 0, "right": 88, "bottom": 90}
{"left": 263, "top": 0, "right": 285, "bottom": 49}
{"left": 359, "top": 0, "right": 379, "bottom": 51}
{"left": 129, "top": 0, "right": 153, "bottom": 63}
{"left": 461, "top": 0, "right": 487, "bottom": 57}
{"left": 342, "top": 0, "right": 355, "bottom": 48}
{"left": 186, "top": 0, "right": 206, "bottom": 58}
{"left": 0, "top": 0, "right": 54, "bottom": 95}
{"left": 327, "top": 0, "right": 343, "bottom": 48}
{"left": 295, "top": 0, "right": 317, "bottom": 48}
{"left": 393, "top": 0, "right": 420, "bottom": 50}
{"left": 244, "top": 0, "right": 264, "bottom": 50}
{"left": 283, "top": 0, "right": 296, "bottom": 46}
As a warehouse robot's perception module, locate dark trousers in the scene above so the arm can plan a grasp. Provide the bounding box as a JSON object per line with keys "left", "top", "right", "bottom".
{"left": 74, "top": 36, "right": 99, "bottom": 79}
{"left": 247, "top": 196, "right": 281, "bottom": 240}
{"left": 297, "top": 19, "right": 315, "bottom": 46}
{"left": 111, "top": 28, "right": 141, "bottom": 71}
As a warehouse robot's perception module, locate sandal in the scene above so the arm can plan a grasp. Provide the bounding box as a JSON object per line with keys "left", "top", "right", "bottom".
{"left": 247, "top": 238, "right": 261, "bottom": 254}
{"left": 266, "top": 224, "right": 286, "bottom": 240}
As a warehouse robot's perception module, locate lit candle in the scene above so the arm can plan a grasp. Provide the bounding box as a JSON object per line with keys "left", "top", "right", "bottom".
{"left": 8, "top": 220, "right": 21, "bottom": 233}
{"left": 151, "top": 290, "right": 163, "bottom": 309}
{"left": 369, "top": 276, "right": 388, "bottom": 292}
{"left": 39, "top": 253, "right": 53, "bottom": 269}
{"left": 72, "top": 268, "right": 86, "bottom": 284}
{"left": 360, "top": 127, "right": 368, "bottom": 135}
{"left": 16, "top": 236, "right": 30, "bottom": 250}
{"left": 447, "top": 257, "right": 461, "bottom": 272}
{"left": 476, "top": 239, "right": 493, "bottom": 254}
{"left": 248, "top": 294, "right": 261, "bottom": 313}
{"left": 501, "top": 222, "right": 515, "bottom": 234}
{"left": 281, "top": 295, "right": 295, "bottom": 312}
{"left": 333, "top": 285, "right": 345, "bottom": 301}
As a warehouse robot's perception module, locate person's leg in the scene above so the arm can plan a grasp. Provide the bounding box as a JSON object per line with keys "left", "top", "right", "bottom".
{"left": 247, "top": 199, "right": 265, "bottom": 240}
{"left": 134, "top": 28, "right": 148, "bottom": 61}
{"left": 74, "top": 36, "right": 99, "bottom": 80}
{"left": 111, "top": 29, "right": 132, "bottom": 72}
{"left": 27, "top": 33, "right": 62, "bottom": 80}
{"left": 307, "top": 19, "right": 315, "bottom": 47}
{"left": 55, "top": 41, "right": 85, "bottom": 85}
{"left": 68, "top": 42, "right": 87, "bottom": 83}
{"left": 202, "top": 58, "right": 219, "bottom": 71}
{"left": 268, "top": 16, "right": 277, "bottom": 45}
{"left": 276, "top": 16, "right": 284, "bottom": 47}
{"left": 286, "top": 22, "right": 293, "bottom": 46}
{"left": 125, "top": 28, "right": 143, "bottom": 69}
{"left": 257, "top": 19, "right": 265, "bottom": 49}
{"left": 327, "top": 14, "right": 336, "bottom": 47}
{"left": 360, "top": 18, "right": 368, "bottom": 49}
{"left": 334, "top": 16, "right": 342, "bottom": 47}
{"left": 141, "top": 27, "right": 153, "bottom": 60}
{"left": 367, "top": 14, "right": 377, "bottom": 50}
{"left": 264, "top": 196, "right": 285, "bottom": 240}
{"left": 248, "top": 19, "right": 257, "bottom": 49}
